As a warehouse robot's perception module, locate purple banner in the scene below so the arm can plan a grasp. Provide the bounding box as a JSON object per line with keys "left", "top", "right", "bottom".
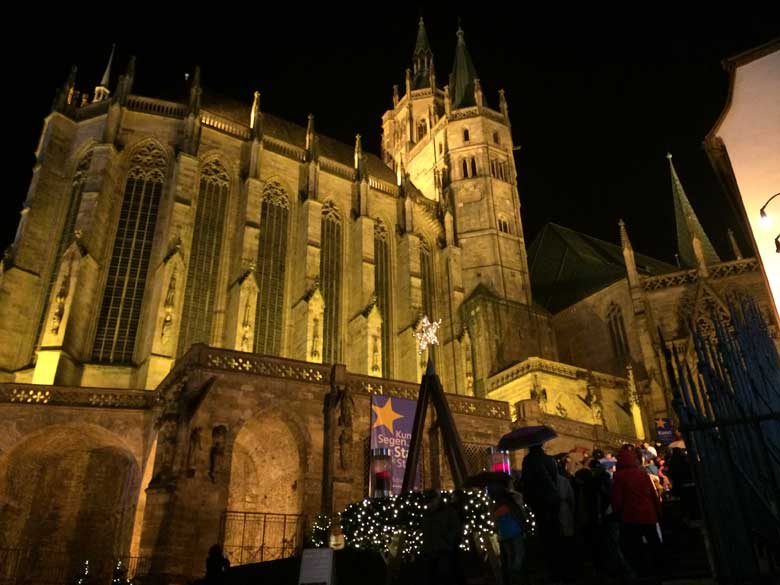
{"left": 370, "top": 395, "right": 419, "bottom": 495}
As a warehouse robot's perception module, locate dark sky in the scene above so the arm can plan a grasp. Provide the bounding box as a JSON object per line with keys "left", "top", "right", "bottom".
{"left": 2, "top": 8, "right": 777, "bottom": 265}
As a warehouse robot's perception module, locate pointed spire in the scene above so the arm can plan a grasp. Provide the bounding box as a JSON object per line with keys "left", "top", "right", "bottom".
{"left": 727, "top": 228, "right": 743, "bottom": 260}
{"left": 354, "top": 134, "right": 363, "bottom": 167}
{"left": 305, "top": 113, "right": 317, "bottom": 157}
{"left": 93, "top": 44, "right": 115, "bottom": 103}
{"left": 667, "top": 153, "right": 721, "bottom": 268}
{"left": 188, "top": 66, "right": 202, "bottom": 114}
{"left": 411, "top": 17, "right": 434, "bottom": 90}
{"left": 619, "top": 219, "right": 641, "bottom": 289}
{"left": 53, "top": 65, "right": 78, "bottom": 111}
{"left": 250, "top": 90, "right": 261, "bottom": 130}
{"left": 449, "top": 25, "right": 479, "bottom": 109}
{"left": 498, "top": 89, "right": 509, "bottom": 121}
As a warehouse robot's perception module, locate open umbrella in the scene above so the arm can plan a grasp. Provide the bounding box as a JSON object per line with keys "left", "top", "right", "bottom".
{"left": 463, "top": 470, "right": 511, "bottom": 488}
{"left": 497, "top": 425, "right": 557, "bottom": 451}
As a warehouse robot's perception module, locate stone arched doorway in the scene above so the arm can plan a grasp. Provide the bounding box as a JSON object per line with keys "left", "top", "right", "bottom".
{"left": 223, "top": 412, "right": 304, "bottom": 565}
{"left": 0, "top": 424, "right": 141, "bottom": 581}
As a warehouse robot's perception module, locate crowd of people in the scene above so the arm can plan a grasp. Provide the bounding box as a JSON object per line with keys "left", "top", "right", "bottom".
{"left": 489, "top": 432, "right": 697, "bottom": 585}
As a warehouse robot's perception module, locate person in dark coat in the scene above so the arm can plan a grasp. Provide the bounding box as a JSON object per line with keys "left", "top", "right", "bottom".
{"left": 422, "top": 492, "right": 464, "bottom": 585}
{"left": 521, "top": 444, "right": 561, "bottom": 581}
{"left": 204, "top": 544, "right": 230, "bottom": 584}
{"left": 612, "top": 449, "right": 662, "bottom": 580}
{"left": 491, "top": 478, "right": 527, "bottom": 585}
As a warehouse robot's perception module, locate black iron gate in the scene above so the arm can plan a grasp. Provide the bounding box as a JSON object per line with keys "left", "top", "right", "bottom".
{"left": 663, "top": 298, "right": 780, "bottom": 584}
{"left": 219, "top": 511, "right": 303, "bottom": 566}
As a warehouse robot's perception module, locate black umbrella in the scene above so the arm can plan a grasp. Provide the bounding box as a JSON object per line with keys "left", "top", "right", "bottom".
{"left": 497, "top": 425, "right": 558, "bottom": 451}
{"left": 462, "top": 470, "right": 511, "bottom": 488}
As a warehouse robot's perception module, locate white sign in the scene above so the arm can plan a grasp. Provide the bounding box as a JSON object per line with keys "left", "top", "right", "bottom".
{"left": 298, "top": 547, "right": 333, "bottom": 585}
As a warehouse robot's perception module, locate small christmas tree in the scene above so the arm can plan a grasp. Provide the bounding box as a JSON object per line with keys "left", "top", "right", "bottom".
{"left": 73, "top": 560, "right": 91, "bottom": 585}
{"left": 112, "top": 560, "right": 130, "bottom": 584}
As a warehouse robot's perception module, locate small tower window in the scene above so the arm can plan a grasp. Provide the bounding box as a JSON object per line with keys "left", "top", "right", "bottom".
{"left": 470, "top": 157, "right": 477, "bottom": 177}
{"left": 498, "top": 217, "right": 511, "bottom": 234}
{"left": 462, "top": 159, "right": 469, "bottom": 179}
{"left": 493, "top": 131, "right": 500, "bottom": 145}
{"left": 463, "top": 129, "right": 470, "bottom": 142}
{"left": 438, "top": 143, "right": 443, "bottom": 155}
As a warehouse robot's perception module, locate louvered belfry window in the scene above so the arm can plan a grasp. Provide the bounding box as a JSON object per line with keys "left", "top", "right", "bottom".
{"left": 254, "top": 180, "right": 290, "bottom": 355}
{"left": 92, "top": 142, "right": 167, "bottom": 363}
{"left": 374, "top": 219, "right": 391, "bottom": 377}
{"left": 321, "top": 201, "right": 343, "bottom": 364}
{"left": 35, "top": 149, "right": 92, "bottom": 350}
{"left": 177, "top": 160, "right": 230, "bottom": 357}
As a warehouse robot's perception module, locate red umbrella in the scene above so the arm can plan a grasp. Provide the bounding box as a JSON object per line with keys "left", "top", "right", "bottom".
{"left": 497, "top": 425, "right": 558, "bottom": 451}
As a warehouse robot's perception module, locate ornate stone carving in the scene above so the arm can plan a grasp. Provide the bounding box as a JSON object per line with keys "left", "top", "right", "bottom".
{"left": 240, "top": 296, "right": 253, "bottom": 352}
{"left": 50, "top": 259, "right": 73, "bottom": 334}
{"left": 161, "top": 266, "right": 178, "bottom": 344}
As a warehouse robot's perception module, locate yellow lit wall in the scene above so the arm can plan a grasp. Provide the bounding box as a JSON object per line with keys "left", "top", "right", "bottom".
{"left": 713, "top": 47, "right": 780, "bottom": 318}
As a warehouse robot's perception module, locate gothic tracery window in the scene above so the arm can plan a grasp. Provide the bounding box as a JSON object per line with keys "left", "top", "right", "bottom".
{"left": 607, "top": 302, "right": 629, "bottom": 361}
{"left": 462, "top": 159, "right": 468, "bottom": 179}
{"left": 417, "top": 119, "right": 427, "bottom": 142}
{"left": 254, "top": 180, "right": 290, "bottom": 355}
{"left": 471, "top": 157, "right": 477, "bottom": 177}
{"left": 321, "top": 201, "right": 343, "bottom": 363}
{"left": 374, "top": 219, "right": 391, "bottom": 377}
{"left": 177, "top": 160, "right": 230, "bottom": 357}
{"left": 93, "top": 141, "right": 167, "bottom": 363}
{"left": 35, "top": 149, "right": 93, "bottom": 350}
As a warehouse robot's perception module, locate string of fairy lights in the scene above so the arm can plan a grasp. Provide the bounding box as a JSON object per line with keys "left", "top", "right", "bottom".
{"left": 335, "top": 489, "right": 534, "bottom": 559}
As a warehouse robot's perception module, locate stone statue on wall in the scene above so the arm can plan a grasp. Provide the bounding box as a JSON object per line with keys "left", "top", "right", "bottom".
{"left": 50, "top": 261, "right": 72, "bottom": 334}
{"left": 161, "top": 267, "right": 177, "bottom": 344}
{"left": 333, "top": 386, "right": 354, "bottom": 471}
{"left": 209, "top": 425, "right": 228, "bottom": 483}
{"left": 155, "top": 418, "right": 178, "bottom": 480}
{"left": 186, "top": 426, "right": 202, "bottom": 475}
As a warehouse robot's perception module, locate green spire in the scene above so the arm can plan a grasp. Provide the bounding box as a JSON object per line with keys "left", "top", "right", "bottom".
{"left": 411, "top": 17, "right": 434, "bottom": 90}
{"left": 668, "top": 153, "right": 721, "bottom": 268}
{"left": 449, "top": 25, "right": 478, "bottom": 109}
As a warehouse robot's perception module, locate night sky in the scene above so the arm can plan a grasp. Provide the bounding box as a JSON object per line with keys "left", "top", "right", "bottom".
{"left": 2, "top": 8, "right": 777, "bottom": 266}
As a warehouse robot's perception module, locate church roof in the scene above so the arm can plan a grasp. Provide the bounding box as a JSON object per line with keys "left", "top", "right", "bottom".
{"left": 527, "top": 223, "right": 677, "bottom": 313}
{"left": 449, "top": 27, "right": 478, "bottom": 109}
{"left": 201, "top": 93, "right": 397, "bottom": 185}
{"left": 412, "top": 18, "right": 434, "bottom": 90}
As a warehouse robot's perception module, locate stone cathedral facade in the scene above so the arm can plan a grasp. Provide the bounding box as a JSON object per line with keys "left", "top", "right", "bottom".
{"left": 0, "top": 19, "right": 776, "bottom": 583}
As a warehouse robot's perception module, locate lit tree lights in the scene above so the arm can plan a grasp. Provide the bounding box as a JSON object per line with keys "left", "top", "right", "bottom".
{"left": 310, "top": 513, "right": 333, "bottom": 548}
{"left": 339, "top": 489, "right": 533, "bottom": 560}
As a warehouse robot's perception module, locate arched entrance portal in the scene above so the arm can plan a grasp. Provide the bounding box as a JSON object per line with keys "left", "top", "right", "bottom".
{"left": 223, "top": 413, "right": 304, "bottom": 565}
{"left": 0, "top": 424, "right": 141, "bottom": 581}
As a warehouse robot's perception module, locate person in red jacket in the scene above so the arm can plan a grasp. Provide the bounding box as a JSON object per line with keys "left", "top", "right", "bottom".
{"left": 612, "top": 448, "right": 663, "bottom": 580}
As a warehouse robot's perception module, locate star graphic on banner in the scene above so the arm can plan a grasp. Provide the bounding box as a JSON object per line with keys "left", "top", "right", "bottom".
{"left": 655, "top": 419, "right": 667, "bottom": 430}
{"left": 372, "top": 398, "right": 404, "bottom": 434}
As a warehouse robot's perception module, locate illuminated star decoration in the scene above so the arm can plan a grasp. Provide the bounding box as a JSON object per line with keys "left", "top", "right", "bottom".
{"left": 372, "top": 398, "right": 404, "bottom": 434}
{"left": 414, "top": 315, "right": 442, "bottom": 355}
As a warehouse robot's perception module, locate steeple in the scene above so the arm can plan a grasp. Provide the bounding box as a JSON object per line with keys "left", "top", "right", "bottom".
{"left": 411, "top": 17, "right": 434, "bottom": 90}
{"left": 449, "top": 25, "right": 478, "bottom": 110}
{"left": 188, "top": 66, "right": 202, "bottom": 114}
{"left": 93, "top": 44, "right": 115, "bottom": 103}
{"left": 667, "top": 153, "right": 721, "bottom": 269}
{"left": 727, "top": 228, "right": 743, "bottom": 260}
{"left": 619, "top": 219, "right": 641, "bottom": 289}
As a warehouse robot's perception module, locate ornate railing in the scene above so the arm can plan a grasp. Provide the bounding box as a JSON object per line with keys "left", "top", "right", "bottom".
{"left": 480, "top": 106, "right": 508, "bottom": 125}
{"left": 709, "top": 257, "right": 759, "bottom": 279}
{"left": 220, "top": 511, "right": 304, "bottom": 566}
{"left": 126, "top": 95, "right": 188, "bottom": 118}
{"left": 368, "top": 176, "right": 399, "bottom": 195}
{"left": 487, "top": 356, "right": 627, "bottom": 392}
{"left": 200, "top": 112, "right": 252, "bottom": 139}
{"left": 0, "top": 383, "right": 155, "bottom": 409}
{"left": 448, "top": 107, "right": 479, "bottom": 121}
{"left": 319, "top": 157, "right": 357, "bottom": 181}
{"left": 641, "top": 258, "right": 760, "bottom": 292}
{"left": 263, "top": 135, "right": 307, "bottom": 161}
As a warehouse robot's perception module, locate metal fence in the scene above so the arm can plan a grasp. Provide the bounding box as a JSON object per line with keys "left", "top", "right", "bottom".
{"left": 663, "top": 298, "right": 780, "bottom": 583}
{"left": 219, "top": 511, "right": 304, "bottom": 566}
{"left": 0, "top": 548, "right": 148, "bottom": 585}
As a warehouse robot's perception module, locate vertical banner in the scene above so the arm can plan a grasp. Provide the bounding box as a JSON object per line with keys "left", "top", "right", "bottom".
{"left": 370, "top": 395, "right": 419, "bottom": 495}
{"left": 655, "top": 418, "right": 674, "bottom": 444}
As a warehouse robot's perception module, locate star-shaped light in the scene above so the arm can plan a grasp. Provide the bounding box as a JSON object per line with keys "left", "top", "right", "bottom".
{"left": 372, "top": 398, "right": 404, "bottom": 434}
{"left": 414, "top": 315, "right": 442, "bottom": 355}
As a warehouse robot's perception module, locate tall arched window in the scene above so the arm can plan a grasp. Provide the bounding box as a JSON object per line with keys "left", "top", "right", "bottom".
{"left": 93, "top": 142, "right": 167, "bottom": 363}
{"left": 463, "top": 129, "right": 470, "bottom": 142}
{"left": 461, "top": 159, "right": 468, "bottom": 179}
{"left": 177, "top": 160, "right": 230, "bottom": 357}
{"left": 35, "top": 149, "right": 93, "bottom": 349}
{"left": 417, "top": 119, "right": 427, "bottom": 142}
{"left": 419, "top": 238, "right": 434, "bottom": 317}
{"left": 607, "top": 302, "right": 629, "bottom": 361}
{"left": 498, "top": 217, "right": 511, "bottom": 234}
{"left": 254, "top": 180, "right": 290, "bottom": 355}
{"left": 374, "top": 219, "right": 391, "bottom": 377}
{"left": 321, "top": 201, "right": 343, "bottom": 363}
{"left": 471, "top": 157, "right": 478, "bottom": 177}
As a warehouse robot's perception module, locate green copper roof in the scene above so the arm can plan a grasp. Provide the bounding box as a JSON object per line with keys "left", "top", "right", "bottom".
{"left": 449, "top": 27, "right": 478, "bottom": 109}
{"left": 668, "top": 154, "right": 721, "bottom": 267}
{"left": 528, "top": 223, "right": 677, "bottom": 313}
